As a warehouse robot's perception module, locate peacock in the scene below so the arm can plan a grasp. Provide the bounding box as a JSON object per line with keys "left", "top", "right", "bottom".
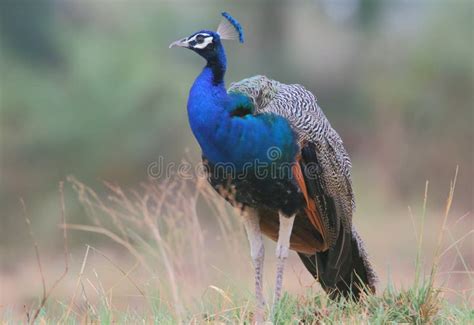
{"left": 170, "top": 12, "right": 377, "bottom": 319}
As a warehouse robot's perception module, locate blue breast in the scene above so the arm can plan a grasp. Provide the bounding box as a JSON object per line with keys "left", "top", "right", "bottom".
{"left": 187, "top": 67, "right": 298, "bottom": 171}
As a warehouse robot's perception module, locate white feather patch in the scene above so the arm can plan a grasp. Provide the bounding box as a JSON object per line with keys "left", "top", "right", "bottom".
{"left": 193, "top": 36, "right": 213, "bottom": 49}
{"left": 216, "top": 17, "right": 240, "bottom": 41}
{"left": 188, "top": 33, "right": 210, "bottom": 41}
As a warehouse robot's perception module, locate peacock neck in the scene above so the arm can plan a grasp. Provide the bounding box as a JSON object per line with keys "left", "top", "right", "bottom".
{"left": 188, "top": 62, "right": 228, "bottom": 118}
{"left": 187, "top": 45, "right": 297, "bottom": 168}
{"left": 206, "top": 51, "right": 226, "bottom": 86}
{"left": 187, "top": 48, "right": 231, "bottom": 162}
{"left": 189, "top": 45, "right": 228, "bottom": 103}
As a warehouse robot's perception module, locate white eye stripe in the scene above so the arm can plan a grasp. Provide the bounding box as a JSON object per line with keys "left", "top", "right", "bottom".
{"left": 187, "top": 33, "right": 211, "bottom": 42}
{"left": 193, "top": 36, "right": 213, "bottom": 49}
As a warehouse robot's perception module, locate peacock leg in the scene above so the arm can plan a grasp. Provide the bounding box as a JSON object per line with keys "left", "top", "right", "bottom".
{"left": 241, "top": 208, "right": 266, "bottom": 322}
{"left": 273, "top": 213, "right": 295, "bottom": 309}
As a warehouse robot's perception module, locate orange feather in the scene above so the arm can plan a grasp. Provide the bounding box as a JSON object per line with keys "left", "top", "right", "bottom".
{"left": 292, "top": 156, "right": 328, "bottom": 251}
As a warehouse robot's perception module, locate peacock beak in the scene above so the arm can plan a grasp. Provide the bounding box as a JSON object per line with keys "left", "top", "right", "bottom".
{"left": 169, "top": 37, "right": 190, "bottom": 49}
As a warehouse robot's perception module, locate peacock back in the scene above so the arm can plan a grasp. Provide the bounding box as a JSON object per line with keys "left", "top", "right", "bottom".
{"left": 228, "top": 75, "right": 355, "bottom": 247}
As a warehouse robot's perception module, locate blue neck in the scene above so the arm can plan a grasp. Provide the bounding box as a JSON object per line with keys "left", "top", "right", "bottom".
{"left": 187, "top": 47, "right": 230, "bottom": 163}
{"left": 206, "top": 46, "right": 227, "bottom": 86}
{"left": 186, "top": 44, "right": 298, "bottom": 168}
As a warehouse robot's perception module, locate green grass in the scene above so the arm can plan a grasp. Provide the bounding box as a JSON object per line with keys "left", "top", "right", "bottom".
{"left": 13, "top": 284, "right": 472, "bottom": 324}
{"left": 3, "top": 171, "right": 472, "bottom": 324}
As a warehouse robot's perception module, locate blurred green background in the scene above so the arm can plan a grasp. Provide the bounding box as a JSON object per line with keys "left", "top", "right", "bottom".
{"left": 0, "top": 0, "right": 472, "bottom": 294}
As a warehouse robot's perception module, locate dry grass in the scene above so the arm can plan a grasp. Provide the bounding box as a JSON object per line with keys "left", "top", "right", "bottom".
{"left": 1, "top": 168, "right": 472, "bottom": 324}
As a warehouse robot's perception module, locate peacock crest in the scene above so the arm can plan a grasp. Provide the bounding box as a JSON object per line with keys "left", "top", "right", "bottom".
{"left": 216, "top": 12, "right": 244, "bottom": 43}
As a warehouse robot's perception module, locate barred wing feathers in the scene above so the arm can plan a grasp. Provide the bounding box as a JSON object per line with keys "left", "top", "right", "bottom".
{"left": 228, "top": 75, "right": 354, "bottom": 248}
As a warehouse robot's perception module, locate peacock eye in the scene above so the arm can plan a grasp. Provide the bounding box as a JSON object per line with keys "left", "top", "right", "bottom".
{"left": 196, "top": 35, "right": 205, "bottom": 44}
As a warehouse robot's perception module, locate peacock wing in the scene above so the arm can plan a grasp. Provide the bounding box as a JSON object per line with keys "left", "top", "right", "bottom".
{"left": 228, "top": 75, "right": 354, "bottom": 249}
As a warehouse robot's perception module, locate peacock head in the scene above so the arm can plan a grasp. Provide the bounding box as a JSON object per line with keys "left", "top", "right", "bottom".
{"left": 169, "top": 12, "right": 244, "bottom": 63}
